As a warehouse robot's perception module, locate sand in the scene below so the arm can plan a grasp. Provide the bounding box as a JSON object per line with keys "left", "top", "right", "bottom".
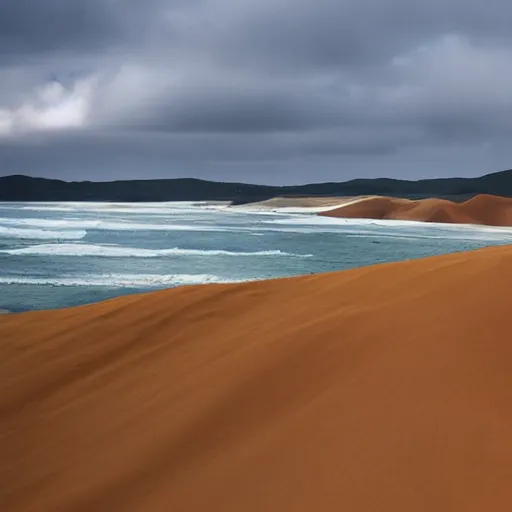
{"left": 2, "top": 245, "right": 512, "bottom": 511}
{"left": 320, "top": 193, "right": 512, "bottom": 226}
{"left": 230, "top": 195, "right": 367, "bottom": 213}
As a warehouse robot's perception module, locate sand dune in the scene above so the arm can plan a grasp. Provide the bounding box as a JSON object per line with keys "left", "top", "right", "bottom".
{"left": 2, "top": 246, "right": 512, "bottom": 511}
{"left": 321, "top": 193, "right": 512, "bottom": 226}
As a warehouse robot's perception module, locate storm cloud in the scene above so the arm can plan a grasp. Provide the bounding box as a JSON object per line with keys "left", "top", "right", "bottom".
{"left": 1, "top": 0, "right": 512, "bottom": 183}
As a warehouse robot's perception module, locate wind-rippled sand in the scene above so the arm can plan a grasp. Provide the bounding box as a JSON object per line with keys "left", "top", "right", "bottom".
{"left": 2, "top": 245, "right": 512, "bottom": 511}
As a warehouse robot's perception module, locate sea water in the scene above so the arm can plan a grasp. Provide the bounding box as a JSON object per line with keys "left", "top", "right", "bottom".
{"left": 1, "top": 201, "right": 511, "bottom": 312}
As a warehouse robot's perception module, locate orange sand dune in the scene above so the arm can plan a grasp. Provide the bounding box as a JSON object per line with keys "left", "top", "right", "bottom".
{"left": 321, "top": 193, "right": 512, "bottom": 226}
{"left": 2, "top": 246, "right": 512, "bottom": 511}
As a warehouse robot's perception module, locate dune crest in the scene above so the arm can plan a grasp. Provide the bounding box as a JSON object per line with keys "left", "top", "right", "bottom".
{"left": 320, "top": 193, "right": 512, "bottom": 226}
{"left": 2, "top": 246, "right": 512, "bottom": 511}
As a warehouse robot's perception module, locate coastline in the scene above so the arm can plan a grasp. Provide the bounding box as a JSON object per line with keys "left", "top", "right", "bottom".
{"left": 319, "top": 193, "right": 512, "bottom": 227}
{"left": 227, "top": 194, "right": 512, "bottom": 229}
{"left": 2, "top": 245, "right": 512, "bottom": 511}
{"left": 227, "top": 195, "right": 368, "bottom": 213}
{"left": 6, "top": 198, "right": 512, "bottom": 314}
{"left": 227, "top": 193, "right": 512, "bottom": 228}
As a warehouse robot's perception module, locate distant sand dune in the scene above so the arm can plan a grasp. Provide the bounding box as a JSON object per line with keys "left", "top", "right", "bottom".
{"left": 2, "top": 246, "right": 512, "bottom": 511}
{"left": 320, "top": 193, "right": 512, "bottom": 226}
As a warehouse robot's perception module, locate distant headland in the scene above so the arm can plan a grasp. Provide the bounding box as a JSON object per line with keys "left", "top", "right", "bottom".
{"left": 2, "top": 168, "right": 512, "bottom": 202}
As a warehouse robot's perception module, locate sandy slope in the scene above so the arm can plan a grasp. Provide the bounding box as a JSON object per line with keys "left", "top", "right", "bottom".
{"left": 230, "top": 195, "right": 367, "bottom": 212}
{"left": 321, "top": 193, "right": 512, "bottom": 226}
{"left": 2, "top": 246, "right": 512, "bottom": 511}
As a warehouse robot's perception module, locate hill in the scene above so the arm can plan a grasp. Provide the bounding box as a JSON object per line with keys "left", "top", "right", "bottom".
{"left": 321, "top": 193, "right": 512, "bottom": 226}
{"left": 2, "top": 168, "right": 512, "bottom": 201}
{"left": 2, "top": 245, "right": 512, "bottom": 511}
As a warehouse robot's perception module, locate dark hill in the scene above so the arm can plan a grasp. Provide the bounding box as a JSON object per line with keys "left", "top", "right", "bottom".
{"left": 1, "top": 169, "right": 512, "bottom": 202}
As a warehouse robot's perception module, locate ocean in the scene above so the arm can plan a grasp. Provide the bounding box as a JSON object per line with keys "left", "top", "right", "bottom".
{"left": 1, "top": 201, "right": 512, "bottom": 312}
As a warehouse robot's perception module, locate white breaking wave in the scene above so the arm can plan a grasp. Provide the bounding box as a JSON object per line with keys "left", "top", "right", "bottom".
{"left": 0, "top": 273, "right": 249, "bottom": 288}
{"left": 0, "top": 217, "right": 230, "bottom": 232}
{"left": 0, "top": 243, "right": 312, "bottom": 258}
{"left": 0, "top": 225, "right": 87, "bottom": 240}
{"left": 264, "top": 215, "right": 512, "bottom": 231}
{"left": 261, "top": 216, "right": 512, "bottom": 241}
{"left": 19, "top": 201, "right": 214, "bottom": 215}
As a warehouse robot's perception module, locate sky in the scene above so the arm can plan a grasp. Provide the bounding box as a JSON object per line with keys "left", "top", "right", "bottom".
{"left": 1, "top": 0, "right": 512, "bottom": 184}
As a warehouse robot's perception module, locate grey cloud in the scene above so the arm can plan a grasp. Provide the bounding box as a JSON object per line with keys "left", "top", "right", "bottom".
{"left": 168, "top": 0, "right": 512, "bottom": 72}
{"left": 1, "top": 0, "right": 512, "bottom": 181}
{"left": 0, "top": 129, "right": 508, "bottom": 184}
{"left": 0, "top": 0, "right": 198, "bottom": 63}
{"left": 123, "top": 86, "right": 346, "bottom": 133}
{"left": 0, "top": 0, "right": 122, "bottom": 58}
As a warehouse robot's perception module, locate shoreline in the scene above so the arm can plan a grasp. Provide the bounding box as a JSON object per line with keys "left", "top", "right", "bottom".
{"left": 227, "top": 195, "right": 364, "bottom": 213}
{"left": 3, "top": 198, "right": 512, "bottom": 314}
{"left": 5, "top": 195, "right": 512, "bottom": 228}
{"left": 319, "top": 193, "right": 512, "bottom": 227}
{"left": 226, "top": 194, "right": 512, "bottom": 229}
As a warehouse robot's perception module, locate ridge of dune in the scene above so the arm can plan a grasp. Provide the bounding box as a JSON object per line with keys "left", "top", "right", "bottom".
{"left": 3, "top": 246, "right": 512, "bottom": 511}
{"left": 320, "top": 193, "right": 512, "bottom": 226}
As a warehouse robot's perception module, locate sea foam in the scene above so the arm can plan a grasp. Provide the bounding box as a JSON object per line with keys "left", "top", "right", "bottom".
{"left": 0, "top": 273, "right": 248, "bottom": 288}
{"left": 0, "top": 226, "right": 87, "bottom": 240}
{"left": 261, "top": 216, "right": 512, "bottom": 241}
{"left": 0, "top": 217, "right": 230, "bottom": 232}
{"left": 0, "top": 243, "right": 312, "bottom": 258}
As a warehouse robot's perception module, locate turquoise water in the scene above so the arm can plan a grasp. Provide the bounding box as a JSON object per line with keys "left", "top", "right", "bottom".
{"left": 1, "top": 201, "right": 511, "bottom": 312}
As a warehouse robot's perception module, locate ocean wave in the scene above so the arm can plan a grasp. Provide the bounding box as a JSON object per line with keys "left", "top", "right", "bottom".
{"left": 0, "top": 243, "right": 312, "bottom": 258}
{"left": 0, "top": 226, "right": 87, "bottom": 240}
{"left": 0, "top": 273, "right": 248, "bottom": 288}
{"left": 19, "top": 201, "right": 212, "bottom": 214}
{"left": 263, "top": 216, "right": 512, "bottom": 231}
{"left": 261, "top": 217, "right": 512, "bottom": 241}
{"left": 0, "top": 217, "right": 229, "bottom": 232}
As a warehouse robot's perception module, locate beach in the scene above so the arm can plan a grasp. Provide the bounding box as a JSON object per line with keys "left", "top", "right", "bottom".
{"left": 2, "top": 245, "right": 512, "bottom": 511}
{"left": 231, "top": 194, "right": 512, "bottom": 227}
{"left": 228, "top": 196, "right": 370, "bottom": 213}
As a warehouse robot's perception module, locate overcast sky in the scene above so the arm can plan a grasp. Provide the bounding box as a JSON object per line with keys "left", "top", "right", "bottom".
{"left": 1, "top": 0, "right": 512, "bottom": 184}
